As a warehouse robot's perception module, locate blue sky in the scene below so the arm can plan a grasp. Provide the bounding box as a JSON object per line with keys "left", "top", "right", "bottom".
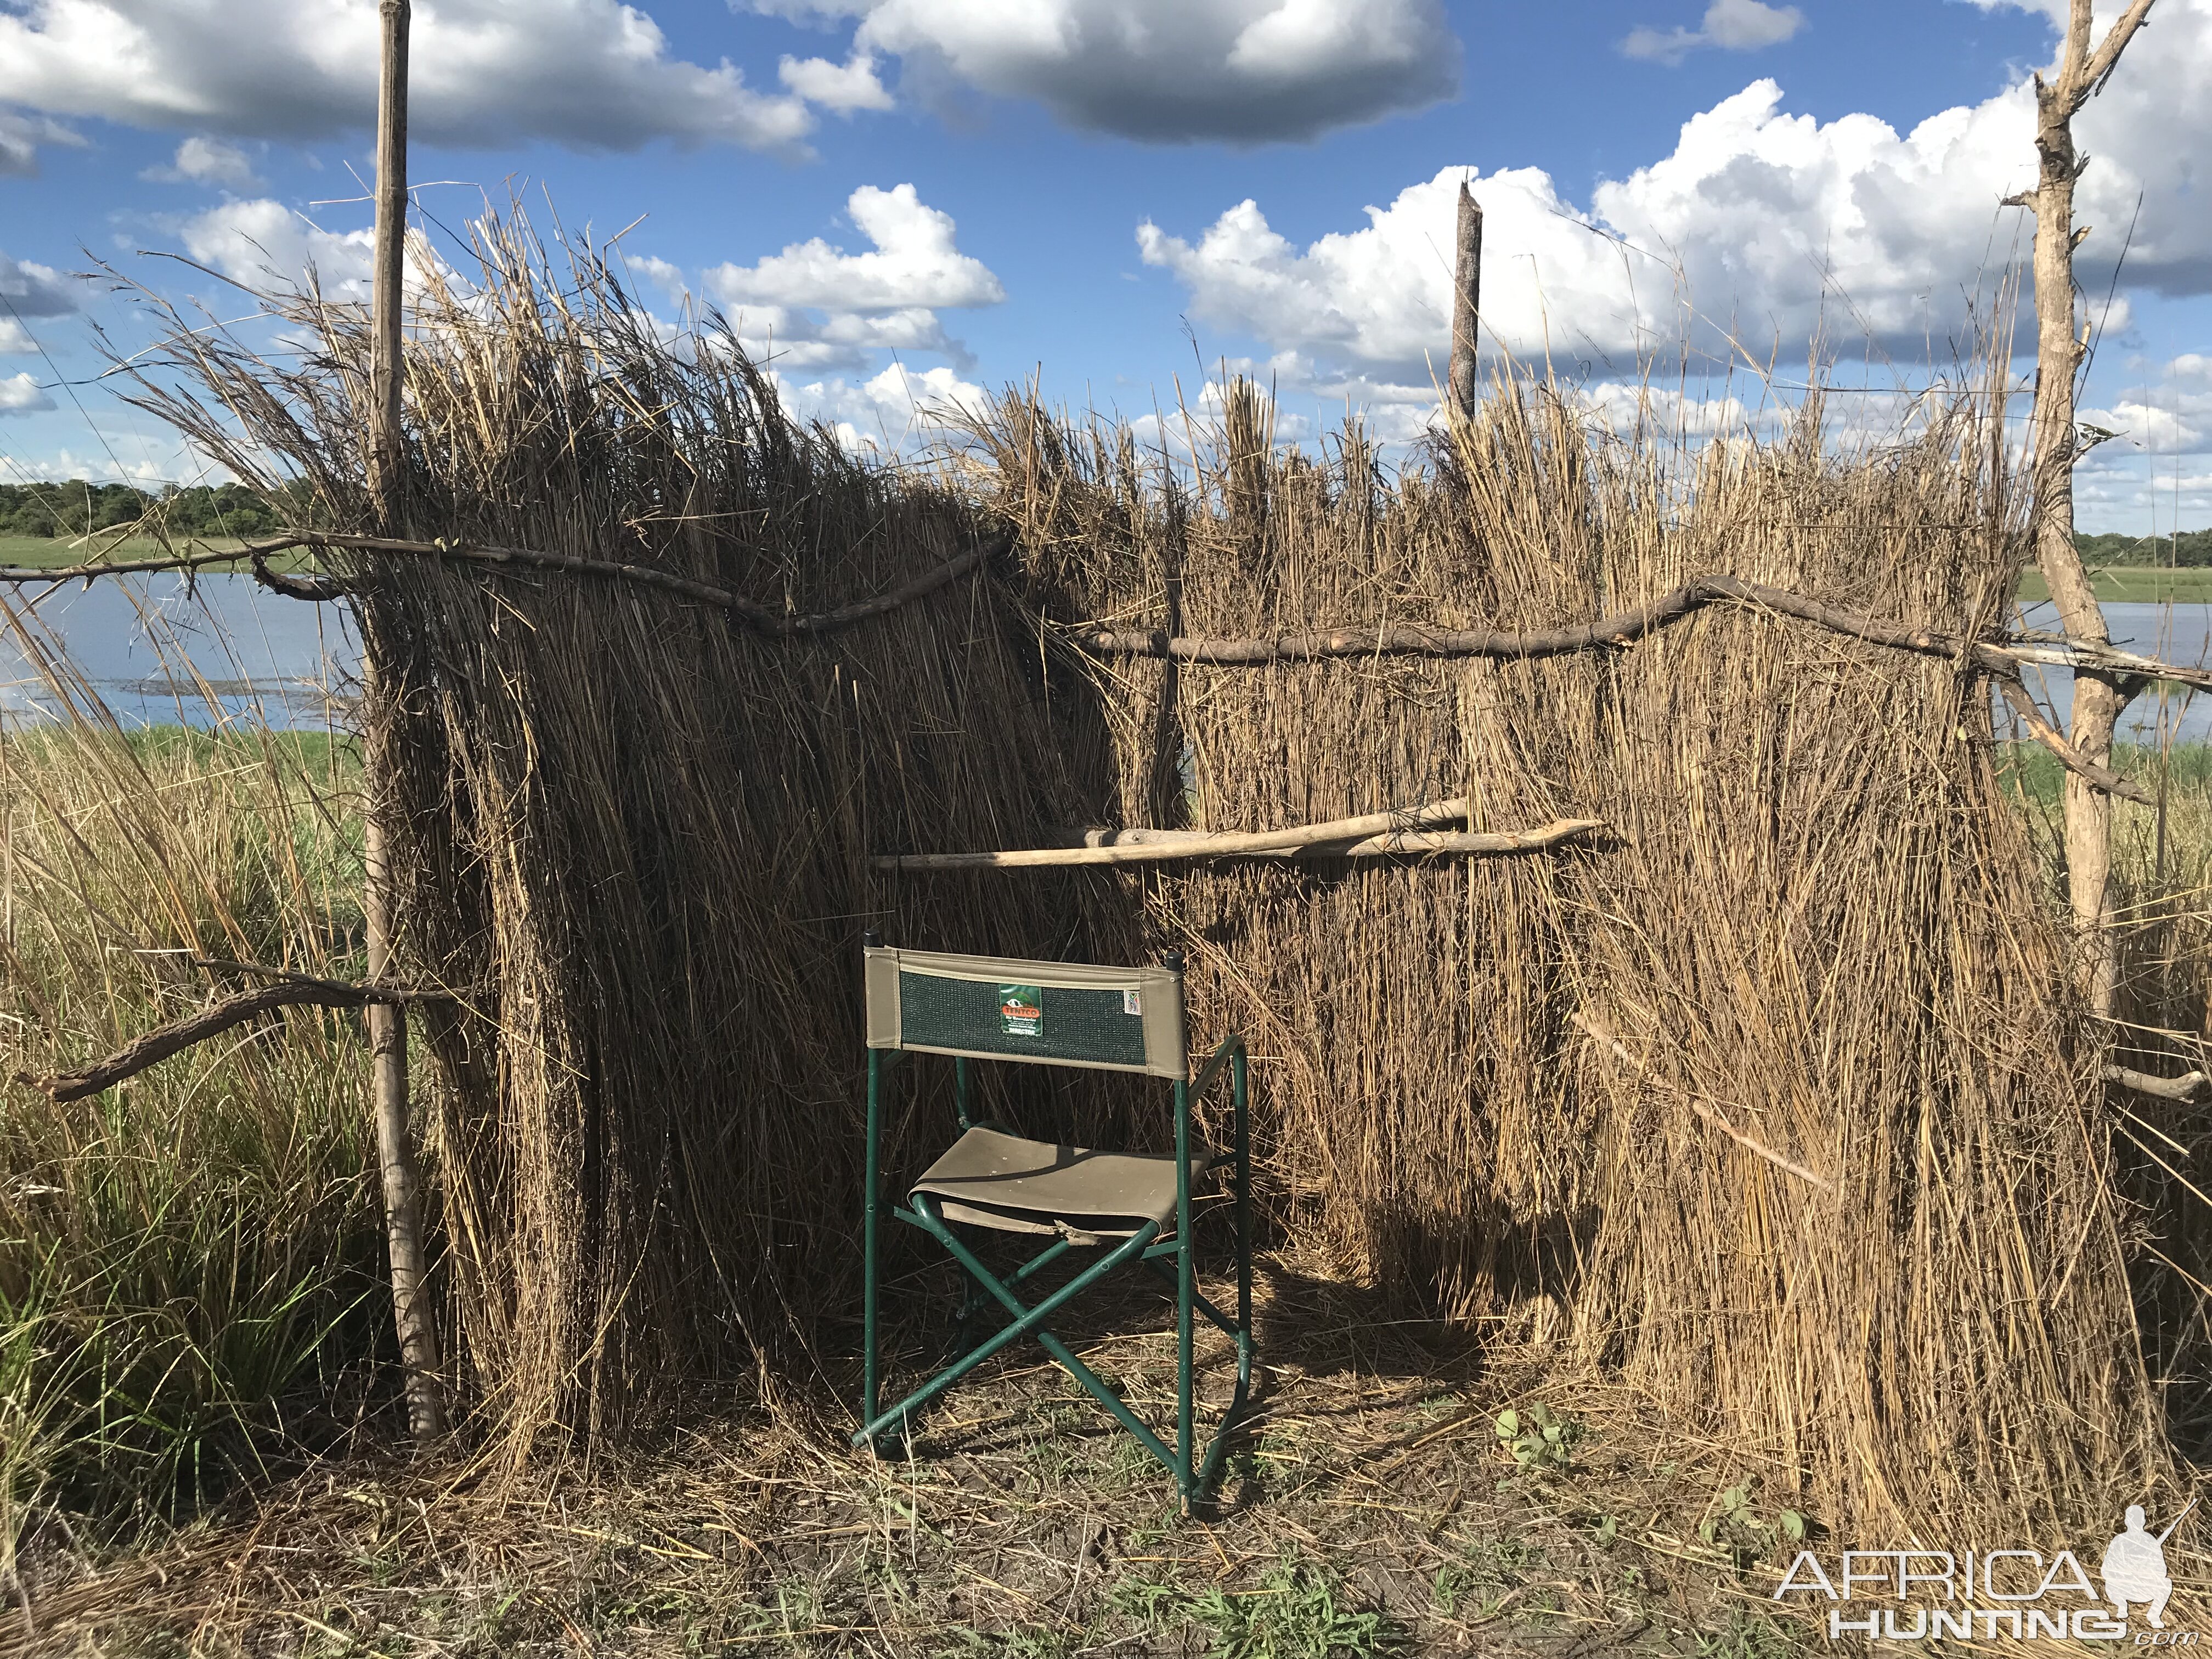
{"left": 0, "top": 0, "right": 2205, "bottom": 532}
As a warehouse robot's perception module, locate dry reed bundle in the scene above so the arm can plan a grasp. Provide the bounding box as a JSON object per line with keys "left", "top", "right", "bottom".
{"left": 956, "top": 378, "right": 2170, "bottom": 1538}
{"left": 125, "top": 217, "right": 1151, "bottom": 1461}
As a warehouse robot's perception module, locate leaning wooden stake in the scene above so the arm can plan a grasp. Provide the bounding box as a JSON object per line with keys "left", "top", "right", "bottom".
{"left": 367, "top": 0, "right": 443, "bottom": 1442}
{"left": 1448, "top": 182, "right": 1482, "bottom": 421}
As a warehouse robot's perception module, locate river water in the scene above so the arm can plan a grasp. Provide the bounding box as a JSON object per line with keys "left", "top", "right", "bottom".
{"left": 3, "top": 576, "right": 2210, "bottom": 744}
{"left": 0, "top": 573, "right": 358, "bottom": 731}
{"left": 2010, "top": 600, "right": 2212, "bottom": 747}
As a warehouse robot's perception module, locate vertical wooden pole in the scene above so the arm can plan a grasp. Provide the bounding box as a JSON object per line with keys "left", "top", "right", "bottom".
{"left": 1448, "top": 181, "right": 1482, "bottom": 422}
{"left": 371, "top": 0, "right": 411, "bottom": 510}
{"left": 2008, "top": 0, "right": 2156, "bottom": 1017}
{"left": 368, "top": 0, "right": 443, "bottom": 1442}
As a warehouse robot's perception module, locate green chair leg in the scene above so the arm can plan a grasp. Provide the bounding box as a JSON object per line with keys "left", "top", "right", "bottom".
{"left": 855, "top": 1212, "right": 1160, "bottom": 1447}
{"left": 1174, "top": 1073, "right": 1195, "bottom": 1502}
{"left": 898, "top": 1198, "right": 1187, "bottom": 1477}
{"left": 863, "top": 1045, "right": 885, "bottom": 1437}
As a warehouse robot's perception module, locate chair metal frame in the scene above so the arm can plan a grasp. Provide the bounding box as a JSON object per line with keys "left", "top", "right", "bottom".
{"left": 854, "top": 936, "right": 1254, "bottom": 1507}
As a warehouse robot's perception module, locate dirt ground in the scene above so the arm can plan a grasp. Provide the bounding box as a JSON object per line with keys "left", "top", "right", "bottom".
{"left": 13, "top": 1251, "right": 1816, "bottom": 1658}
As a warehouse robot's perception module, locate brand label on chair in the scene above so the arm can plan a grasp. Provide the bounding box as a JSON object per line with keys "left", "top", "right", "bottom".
{"left": 998, "top": 984, "right": 1043, "bottom": 1037}
{"left": 1123, "top": 988, "right": 1142, "bottom": 1016}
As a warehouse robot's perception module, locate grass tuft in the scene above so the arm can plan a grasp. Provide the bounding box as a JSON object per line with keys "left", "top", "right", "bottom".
{"left": 0, "top": 715, "right": 383, "bottom": 1571}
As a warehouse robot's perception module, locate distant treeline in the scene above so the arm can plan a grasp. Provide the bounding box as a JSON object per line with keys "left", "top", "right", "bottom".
{"left": 0, "top": 480, "right": 309, "bottom": 539}
{"left": 2076, "top": 528, "right": 2212, "bottom": 567}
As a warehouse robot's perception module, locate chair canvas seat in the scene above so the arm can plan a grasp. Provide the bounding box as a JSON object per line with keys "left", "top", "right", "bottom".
{"left": 912, "top": 1126, "right": 1211, "bottom": 1238}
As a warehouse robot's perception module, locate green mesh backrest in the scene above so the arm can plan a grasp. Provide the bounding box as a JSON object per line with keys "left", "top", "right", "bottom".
{"left": 864, "top": 947, "right": 1187, "bottom": 1079}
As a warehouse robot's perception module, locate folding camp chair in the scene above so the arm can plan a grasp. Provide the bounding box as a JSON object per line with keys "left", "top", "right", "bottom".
{"left": 853, "top": 936, "right": 1254, "bottom": 1508}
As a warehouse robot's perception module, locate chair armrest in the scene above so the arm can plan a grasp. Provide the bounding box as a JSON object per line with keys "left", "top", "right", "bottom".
{"left": 1188, "top": 1034, "right": 1245, "bottom": 1103}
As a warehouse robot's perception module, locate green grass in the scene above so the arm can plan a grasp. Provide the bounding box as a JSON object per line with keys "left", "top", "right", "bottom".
{"left": 0, "top": 534, "right": 328, "bottom": 574}
{"left": 1995, "top": 739, "right": 2212, "bottom": 811}
{"left": 1113, "top": 1555, "right": 1403, "bottom": 1658}
{"left": 2014, "top": 565, "right": 2212, "bottom": 605}
{"left": 0, "top": 720, "right": 382, "bottom": 1566}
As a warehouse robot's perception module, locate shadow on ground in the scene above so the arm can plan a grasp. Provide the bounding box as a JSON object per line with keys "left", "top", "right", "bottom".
{"left": 15, "top": 1249, "right": 1819, "bottom": 1659}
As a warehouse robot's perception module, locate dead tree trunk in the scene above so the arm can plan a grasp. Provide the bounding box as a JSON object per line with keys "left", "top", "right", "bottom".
{"left": 1449, "top": 182, "right": 1482, "bottom": 421}
{"left": 368, "top": 0, "right": 443, "bottom": 1442}
{"left": 2007, "top": 0, "right": 2156, "bottom": 1016}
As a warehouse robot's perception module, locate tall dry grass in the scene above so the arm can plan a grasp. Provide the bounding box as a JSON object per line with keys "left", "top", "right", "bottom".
{"left": 958, "top": 375, "right": 2170, "bottom": 1537}
{"left": 2024, "top": 721, "right": 2212, "bottom": 1458}
{"left": 0, "top": 670, "right": 384, "bottom": 1571}
{"left": 129, "top": 216, "right": 1154, "bottom": 1467}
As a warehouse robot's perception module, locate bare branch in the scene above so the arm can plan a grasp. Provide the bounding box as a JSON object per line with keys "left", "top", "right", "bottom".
{"left": 16, "top": 975, "right": 454, "bottom": 1104}
{"left": 1073, "top": 573, "right": 2212, "bottom": 695}
{"left": 1994, "top": 675, "right": 2153, "bottom": 803}
{"left": 250, "top": 554, "right": 353, "bottom": 602}
{"left": 2058, "top": 0, "right": 2096, "bottom": 94}
{"left": 0, "top": 545, "right": 272, "bottom": 584}
{"left": 1074, "top": 574, "right": 1967, "bottom": 665}
{"left": 2080, "top": 0, "right": 2158, "bottom": 104}
{"left": 2103, "top": 1062, "right": 2208, "bottom": 1101}
{"left": 0, "top": 527, "right": 1008, "bottom": 635}
{"left": 248, "top": 528, "right": 1008, "bottom": 635}
{"left": 876, "top": 811, "right": 1606, "bottom": 871}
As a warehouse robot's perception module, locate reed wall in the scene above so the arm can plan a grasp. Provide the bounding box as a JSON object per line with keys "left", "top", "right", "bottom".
{"left": 141, "top": 223, "right": 2171, "bottom": 1532}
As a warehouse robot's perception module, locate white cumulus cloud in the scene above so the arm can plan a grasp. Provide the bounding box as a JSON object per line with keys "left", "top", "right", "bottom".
{"left": 698, "top": 183, "right": 1003, "bottom": 370}
{"left": 707, "top": 184, "right": 1000, "bottom": 312}
{"left": 747, "top": 0, "right": 1459, "bottom": 142}
{"left": 178, "top": 199, "right": 378, "bottom": 298}
{"left": 775, "top": 360, "right": 988, "bottom": 452}
{"left": 0, "top": 0, "right": 816, "bottom": 161}
{"left": 143, "top": 136, "right": 264, "bottom": 189}
{"left": 0, "top": 251, "right": 80, "bottom": 320}
{"left": 0, "top": 372, "right": 55, "bottom": 415}
{"left": 1621, "top": 0, "right": 1805, "bottom": 65}
{"left": 1139, "top": 169, "right": 1641, "bottom": 384}
{"left": 777, "top": 51, "right": 893, "bottom": 114}
{"left": 1138, "top": 6, "right": 2212, "bottom": 398}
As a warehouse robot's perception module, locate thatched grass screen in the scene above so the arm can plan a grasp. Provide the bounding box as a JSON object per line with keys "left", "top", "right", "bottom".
{"left": 967, "top": 381, "right": 2166, "bottom": 1536}
{"left": 136, "top": 219, "right": 2169, "bottom": 1537}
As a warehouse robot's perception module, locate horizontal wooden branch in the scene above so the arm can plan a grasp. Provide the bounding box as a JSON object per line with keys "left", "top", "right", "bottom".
{"left": 1074, "top": 575, "right": 1940, "bottom": 664}
{"left": 2102, "top": 1062, "right": 2211, "bottom": 1102}
{"left": 1040, "top": 796, "right": 1468, "bottom": 850}
{"left": 874, "top": 812, "right": 1603, "bottom": 872}
{"left": 1570, "top": 1011, "right": 1833, "bottom": 1193}
{"left": 0, "top": 545, "right": 273, "bottom": 584}
{"left": 0, "top": 528, "right": 1006, "bottom": 637}
{"left": 1330, "top": 823, "right": 1604, "bottom": 856}
{"left": 241, "top": 528, "right": 1007, "bottom": 636}
{"left": 1070, "top": 572, "right": 2212, "bottom": 695}
{"left": 15, "top": 972, "right": 452, "bottom": 1104}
